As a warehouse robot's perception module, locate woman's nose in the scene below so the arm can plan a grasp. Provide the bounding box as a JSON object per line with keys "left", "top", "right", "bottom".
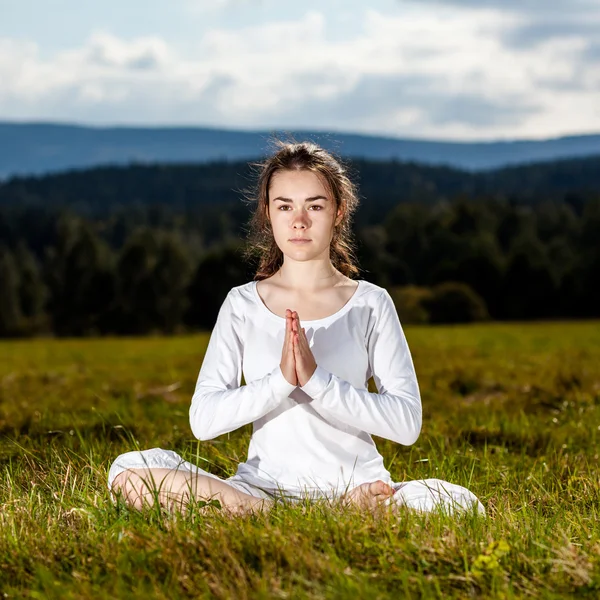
{"left": 291, "top": 210, "right": 309, "bottom": 229}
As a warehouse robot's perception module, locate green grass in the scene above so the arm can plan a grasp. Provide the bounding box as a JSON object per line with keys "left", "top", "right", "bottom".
{"left": 1, "top": 322, "right": 599, "bottom": 598}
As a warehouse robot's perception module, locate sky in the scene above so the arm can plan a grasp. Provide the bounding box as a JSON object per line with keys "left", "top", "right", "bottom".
{"left": 0, "top": 0, "right": 599, "bottom": 141}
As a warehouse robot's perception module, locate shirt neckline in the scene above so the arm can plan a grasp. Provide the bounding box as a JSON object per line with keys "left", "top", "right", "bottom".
{"left": 252, "top": 279, "right": 363, "bottom": 326}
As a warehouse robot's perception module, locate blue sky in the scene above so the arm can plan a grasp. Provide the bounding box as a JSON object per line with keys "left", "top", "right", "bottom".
{"left": 1, "top": 0, "right": 599, "bottom": 140}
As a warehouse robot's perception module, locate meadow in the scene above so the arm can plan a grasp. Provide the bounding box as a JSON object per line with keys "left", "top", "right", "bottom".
{"left": 0, "top": 322, "right": 599, "bottom": 599}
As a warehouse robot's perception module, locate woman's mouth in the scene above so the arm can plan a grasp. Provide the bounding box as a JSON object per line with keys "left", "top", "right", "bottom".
{"left": 289, "top": 238, "right": 311, "bottom": 244}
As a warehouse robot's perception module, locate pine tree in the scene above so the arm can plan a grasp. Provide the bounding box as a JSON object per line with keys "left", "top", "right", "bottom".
{"left": 114, "top": 229, "right": 159, "bottom": 334}
{"left": 44, "top": 215, "right": 116, "bottom": 335}
{"left": 0, "top": 246, "right": 23, "bottom": 336}
{"left": 186, "top": 244, "right": 249, "bottom": 330}
{"left": 14, "top": 241, "right": 48, "bottom": 334}
{"left": 153, "top": 233, "right": 193, "bottom": 334}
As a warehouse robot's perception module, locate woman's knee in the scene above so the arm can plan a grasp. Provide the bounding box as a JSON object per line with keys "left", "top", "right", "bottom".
{"left": 111, "top": 469, "right": 156, "bottom": 510}
{"left": 110, "top": 467, "right": 271, "bottom": 515}
{"left": 391, "top": 478, "right": 485, "bottom": 515}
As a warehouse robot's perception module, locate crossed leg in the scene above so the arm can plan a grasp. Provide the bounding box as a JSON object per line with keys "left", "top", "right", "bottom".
{"left": 112, "top": 471, "right": 483, "bottom": 517}
{"left": 111, "top": 468, "right": 274, "bottom": 516}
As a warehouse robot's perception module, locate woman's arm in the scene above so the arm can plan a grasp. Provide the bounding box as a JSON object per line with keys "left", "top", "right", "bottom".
{"left": 189, "top": 290, "right": 296, "bottom": 440}
{"left": 300, "top": 290, "right": 422, "bottom": 445}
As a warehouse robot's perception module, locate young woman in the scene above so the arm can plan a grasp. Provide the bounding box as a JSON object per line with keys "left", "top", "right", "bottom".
{"left": 108, "top": 142, "right": 484, "bottom": 517}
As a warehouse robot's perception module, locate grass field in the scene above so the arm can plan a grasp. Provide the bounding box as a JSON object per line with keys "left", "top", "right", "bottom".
{"left": 0, "top": 322, "right": 599, "bottom": 598}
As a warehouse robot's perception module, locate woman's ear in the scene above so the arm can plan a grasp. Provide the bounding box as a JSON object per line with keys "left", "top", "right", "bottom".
{"left": 335, "top": 208, "right": 343, "bottom": 227}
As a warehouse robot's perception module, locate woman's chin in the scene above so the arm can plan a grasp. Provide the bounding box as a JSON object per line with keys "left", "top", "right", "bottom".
{"left": 284, "top": 249, "right": 322, "bottom": 262}
{"left": 280, "top": 240, "right": 330, "bottom": 263}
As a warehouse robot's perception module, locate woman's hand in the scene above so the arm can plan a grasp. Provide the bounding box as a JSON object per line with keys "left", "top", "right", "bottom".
{"left": 280, "top": 308, "right": 298, "bottom": 386}
{"left": 291, "top": 311, "right": 317, "bottom": 387}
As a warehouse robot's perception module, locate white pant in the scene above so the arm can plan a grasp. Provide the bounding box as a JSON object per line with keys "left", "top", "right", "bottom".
{"left": 108, "top": 447, "right": 485, "bottom": 515}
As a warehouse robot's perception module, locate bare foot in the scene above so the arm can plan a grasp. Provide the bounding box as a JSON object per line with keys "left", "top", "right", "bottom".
{"left": 342, "top": 480, "right": 395, "bottom": 511}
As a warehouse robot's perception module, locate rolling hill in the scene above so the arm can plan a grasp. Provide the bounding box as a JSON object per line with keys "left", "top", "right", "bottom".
{"left": 1, "top": 122, "right": 599, "bottom": 178}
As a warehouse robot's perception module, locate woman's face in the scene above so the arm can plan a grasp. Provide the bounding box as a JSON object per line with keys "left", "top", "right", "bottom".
{"left": 268, "top": 169, "right": 342, "bottom": 263}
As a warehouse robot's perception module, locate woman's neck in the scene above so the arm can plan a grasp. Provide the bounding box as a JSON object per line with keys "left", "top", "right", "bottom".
{"left": 276, "top": 258, "right": 340, "bottom": 291}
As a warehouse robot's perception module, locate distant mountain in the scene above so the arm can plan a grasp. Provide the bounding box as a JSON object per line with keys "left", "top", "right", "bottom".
{"left": 1, "top": 122, "right": 600, "bottom": 178}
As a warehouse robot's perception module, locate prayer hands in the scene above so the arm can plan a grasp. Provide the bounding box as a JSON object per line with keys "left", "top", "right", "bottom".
{"left": 280, "top": 309, "right": 317, "bottom": 387}
{"left": 290, "top": 310, "right": 317, "bottom": 387}
{"left": 280, "top": 309, "right": 297, "bottom": 386}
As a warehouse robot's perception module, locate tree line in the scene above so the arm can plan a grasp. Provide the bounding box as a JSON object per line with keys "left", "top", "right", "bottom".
{"left": 0, "top": 156, "right": 599, "bottom": 337}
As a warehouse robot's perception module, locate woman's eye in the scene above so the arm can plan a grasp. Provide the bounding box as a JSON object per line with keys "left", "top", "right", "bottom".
{"left": 277, "top": 205, "right": 322, "bottom": 211}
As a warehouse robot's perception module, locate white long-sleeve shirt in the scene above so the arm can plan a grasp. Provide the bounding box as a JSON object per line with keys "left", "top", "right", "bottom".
{"left": 189, "top": 279, "right": 422, "bottom": 497}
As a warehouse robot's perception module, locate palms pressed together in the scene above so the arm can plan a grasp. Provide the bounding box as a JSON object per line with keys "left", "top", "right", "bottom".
{"left": 280, "top": 309, "right": 395, "bottom": 509}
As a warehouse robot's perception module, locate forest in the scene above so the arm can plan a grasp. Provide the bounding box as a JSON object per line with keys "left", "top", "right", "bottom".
{"left": 0, "top": 154, "right": 599, "bottom": 337}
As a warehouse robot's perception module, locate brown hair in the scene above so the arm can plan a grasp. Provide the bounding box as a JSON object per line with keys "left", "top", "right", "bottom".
{"left": 245, "top": 140, "right": 360, "bottom": 280}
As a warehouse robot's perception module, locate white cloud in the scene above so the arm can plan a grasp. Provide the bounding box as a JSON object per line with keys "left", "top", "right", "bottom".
{"left": 0, "top": 4, "right": 599, "bottom": 140}
{"left": 183, "top": 0, "right": 264, "bottom": 16}
{"left": 85, "top": 32, "right": 170, "bottom": 70}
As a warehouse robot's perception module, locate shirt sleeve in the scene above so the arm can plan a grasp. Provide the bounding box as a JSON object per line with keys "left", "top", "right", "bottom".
{"left": 300, "top": 289, "right": 422, "bottom": 445}
{"left": 189, "top": 290, "right": 297, "bottom": 440}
